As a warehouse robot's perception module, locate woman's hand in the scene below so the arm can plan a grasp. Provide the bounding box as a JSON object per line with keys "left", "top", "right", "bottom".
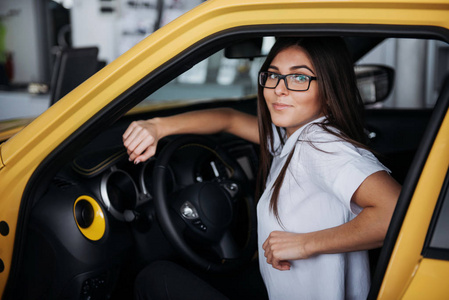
{"left": 122, "top": 109, "right": 259, "bottom": 164}
{"left": 262, "top": 231, "right": 311, "bottom": 271}
{"left": 123, "top": 119, "right": 160, "bottom": 164}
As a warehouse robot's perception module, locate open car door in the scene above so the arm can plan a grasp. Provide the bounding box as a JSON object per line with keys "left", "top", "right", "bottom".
{"left": 369, "top": 77, "right": 449, "bottom": 299}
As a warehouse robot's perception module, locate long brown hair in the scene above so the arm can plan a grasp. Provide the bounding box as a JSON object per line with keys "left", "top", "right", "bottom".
{"left": 256, "top": 37, "right": 368, "bottom": 223}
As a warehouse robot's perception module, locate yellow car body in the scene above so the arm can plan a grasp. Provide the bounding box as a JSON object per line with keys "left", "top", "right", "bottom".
{"left": 1, "top": 0, "right": 449, "bottom": 299}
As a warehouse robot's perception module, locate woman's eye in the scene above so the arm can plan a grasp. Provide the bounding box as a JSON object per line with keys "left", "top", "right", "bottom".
{"left": 292, "top": 75, "right": 307, "bottom": 83}
{"left": 269, "top": 73, "right": 278, "bottom": 80}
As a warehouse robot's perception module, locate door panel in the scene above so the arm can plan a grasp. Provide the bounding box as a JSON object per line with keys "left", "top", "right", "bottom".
{"left": 377, "top": 104, "right": 449, "bottom": 298}
{"left": 401, "top": 259, "right": 449, "bottom": 299}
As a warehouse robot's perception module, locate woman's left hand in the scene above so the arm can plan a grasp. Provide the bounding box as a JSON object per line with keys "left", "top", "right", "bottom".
{"left": 262, "top": 231, "right": 311, "bottom": 271}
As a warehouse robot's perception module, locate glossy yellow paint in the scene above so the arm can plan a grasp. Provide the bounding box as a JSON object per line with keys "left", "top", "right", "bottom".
{"left": 1, "top": 0, "right": 449, "bottom": 296}
{"left": 73, "top": 196, "right": 106, "bottom": 241}
{"left": 401, "top": 258, "right": 449, "bottom": 299}
{"left": 0, "top": 118, "right": 35, "bottom": 143}
{"left": 0, "top": 145, "right": 3, "bottom": 170}
{"left": 378, "top": 111, "right": 449, "bottom": 298}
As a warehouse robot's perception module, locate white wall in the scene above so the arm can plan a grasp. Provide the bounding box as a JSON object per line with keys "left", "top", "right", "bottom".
{"left": 70, "top": 0, "right": 203, "bottom": 64}
{"left": 70, "top": 0, "right": 117, "bottom": 64}
{"left": 0, "top": 0, "right": 46, "bottom": 84}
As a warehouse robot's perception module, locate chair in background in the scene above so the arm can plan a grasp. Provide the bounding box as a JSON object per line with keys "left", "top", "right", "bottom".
{"left": 49, "top": 46, "right": 99, "bottom": 105}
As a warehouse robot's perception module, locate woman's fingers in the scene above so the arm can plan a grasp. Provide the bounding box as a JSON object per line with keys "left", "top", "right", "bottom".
{"left": 123, "top": 120, "right": 158, "bottom": 163}
{"left": 274, "top": 260, "right": 291, "bottom": 271}
{"left": 122, "top": 121, "right": 137, "bottom": 140}
{"left": 262, "top": 231, "right": 308, "bottom": 271}
{"left": 263, "top": 231, "right": 289, "bottom": 270}
{"left": 128, "top": 133, "right": 154, "bottom": 159}
{"left": 133, "top": 140, "right": 158, "bottom": 164}
{"left": 123, "top": 121, "right": 143, "bottom": 149}
{"left": 124, "top": 128, "right": 144, "bottom": 153}
{"left": 263, "top": 244, "right": 291, "bottom": 271}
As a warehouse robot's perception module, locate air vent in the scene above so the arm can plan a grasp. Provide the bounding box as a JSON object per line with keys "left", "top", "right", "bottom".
{"left": 73, "top": 195, "right": 106, "bottom": 241}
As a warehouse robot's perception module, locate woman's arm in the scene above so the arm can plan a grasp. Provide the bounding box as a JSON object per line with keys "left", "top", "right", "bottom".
{"left": 262, "top": 170, "right": 401, "bottom": 270}
{"left": 123, "top": 108, "right": 259, "bottom": 164}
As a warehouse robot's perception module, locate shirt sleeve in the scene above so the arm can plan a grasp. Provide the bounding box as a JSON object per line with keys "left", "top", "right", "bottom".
{"left": 295, "top": 130, "right": 390, "bottom": 215}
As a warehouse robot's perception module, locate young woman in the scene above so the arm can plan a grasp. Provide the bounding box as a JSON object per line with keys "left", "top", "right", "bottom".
{"left": 123, "top": 37, "right": 401, "bottom": 299}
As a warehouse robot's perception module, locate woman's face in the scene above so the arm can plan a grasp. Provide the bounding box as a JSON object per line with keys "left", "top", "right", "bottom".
{"left": 264, "top": 45, "right": 323, "bottom": 137}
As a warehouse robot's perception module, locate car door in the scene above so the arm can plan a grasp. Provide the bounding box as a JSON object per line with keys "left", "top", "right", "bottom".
{"left": 369, "top": 78, "right": 449, "bottom": 299}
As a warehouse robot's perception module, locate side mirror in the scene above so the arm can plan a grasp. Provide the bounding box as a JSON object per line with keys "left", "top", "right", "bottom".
{"left": 355, "top": 65, "right": 395, "bottom": 104}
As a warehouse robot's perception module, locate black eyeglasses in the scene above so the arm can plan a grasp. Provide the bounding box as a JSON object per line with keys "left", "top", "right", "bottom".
{"left": 259, "top": 71, "right": 317, "bottom": 91}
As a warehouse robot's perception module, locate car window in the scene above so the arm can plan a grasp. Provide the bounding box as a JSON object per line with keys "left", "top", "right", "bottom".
{"left": 136, "top": 51, "right": 264, "bottom": 105}
{"left": 357, "top": 38, "right": 449, "bottom": 109}
{"left": 135, "top": 37, "right": 276, "bottom": 109}
{"left": 423, "top": 168, "right": 449, "bottom": 260}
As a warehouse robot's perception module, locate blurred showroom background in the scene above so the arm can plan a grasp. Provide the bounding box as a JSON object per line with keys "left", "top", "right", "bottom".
{"left": 0, "top": 0, "right": 448, "bottom": 121}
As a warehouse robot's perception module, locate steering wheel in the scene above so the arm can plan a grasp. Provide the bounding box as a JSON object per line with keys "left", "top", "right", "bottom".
{"left": 153, "top": 135, "right": 257, "bottom": 272}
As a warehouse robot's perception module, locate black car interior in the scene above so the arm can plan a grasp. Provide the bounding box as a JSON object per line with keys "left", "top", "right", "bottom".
{"left": 5, "top": 29, "right": 445, "bottom": 300}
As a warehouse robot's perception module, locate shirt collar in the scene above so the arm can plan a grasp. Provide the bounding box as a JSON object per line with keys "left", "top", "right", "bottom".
{"left": 279, "top": 116, "right": 327, "bottom": 157}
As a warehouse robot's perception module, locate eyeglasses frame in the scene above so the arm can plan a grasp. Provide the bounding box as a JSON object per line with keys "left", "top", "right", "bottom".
{"left": 259, "top": 71, "right": 317, "bottom": 91}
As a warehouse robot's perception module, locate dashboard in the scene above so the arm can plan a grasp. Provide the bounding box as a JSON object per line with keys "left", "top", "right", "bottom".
{"left": 67, "top": 135, "right": 257, "bottom": 224}
{"left": 19, "top": 127, "right": 258, "bottom": 299}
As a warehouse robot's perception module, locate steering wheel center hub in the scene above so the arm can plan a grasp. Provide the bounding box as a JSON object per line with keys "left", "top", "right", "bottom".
{"left": 198, "top": 183, "right": 232, "bottom": 228}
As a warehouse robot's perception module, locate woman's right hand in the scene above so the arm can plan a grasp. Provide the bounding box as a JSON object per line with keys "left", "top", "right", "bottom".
{"left": 122, "top": 108, "right": 259, "bottom": 164}
{"left": 123, "top": 119, "right": 160, "bottom": 164}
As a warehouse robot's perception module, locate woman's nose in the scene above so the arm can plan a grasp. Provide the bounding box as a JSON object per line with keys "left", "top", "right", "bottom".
{"left": 275, "top": 78, "right": 289, "bottom": 95}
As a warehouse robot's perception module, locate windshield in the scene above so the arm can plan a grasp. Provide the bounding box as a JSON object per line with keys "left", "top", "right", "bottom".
{"left": 135, "top": 37, "right": 278, "bottom": 108}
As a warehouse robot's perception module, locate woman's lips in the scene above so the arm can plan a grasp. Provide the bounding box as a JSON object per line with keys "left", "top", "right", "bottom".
{"left": 272, "top": 103, "right": 292, "bottom": 111}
